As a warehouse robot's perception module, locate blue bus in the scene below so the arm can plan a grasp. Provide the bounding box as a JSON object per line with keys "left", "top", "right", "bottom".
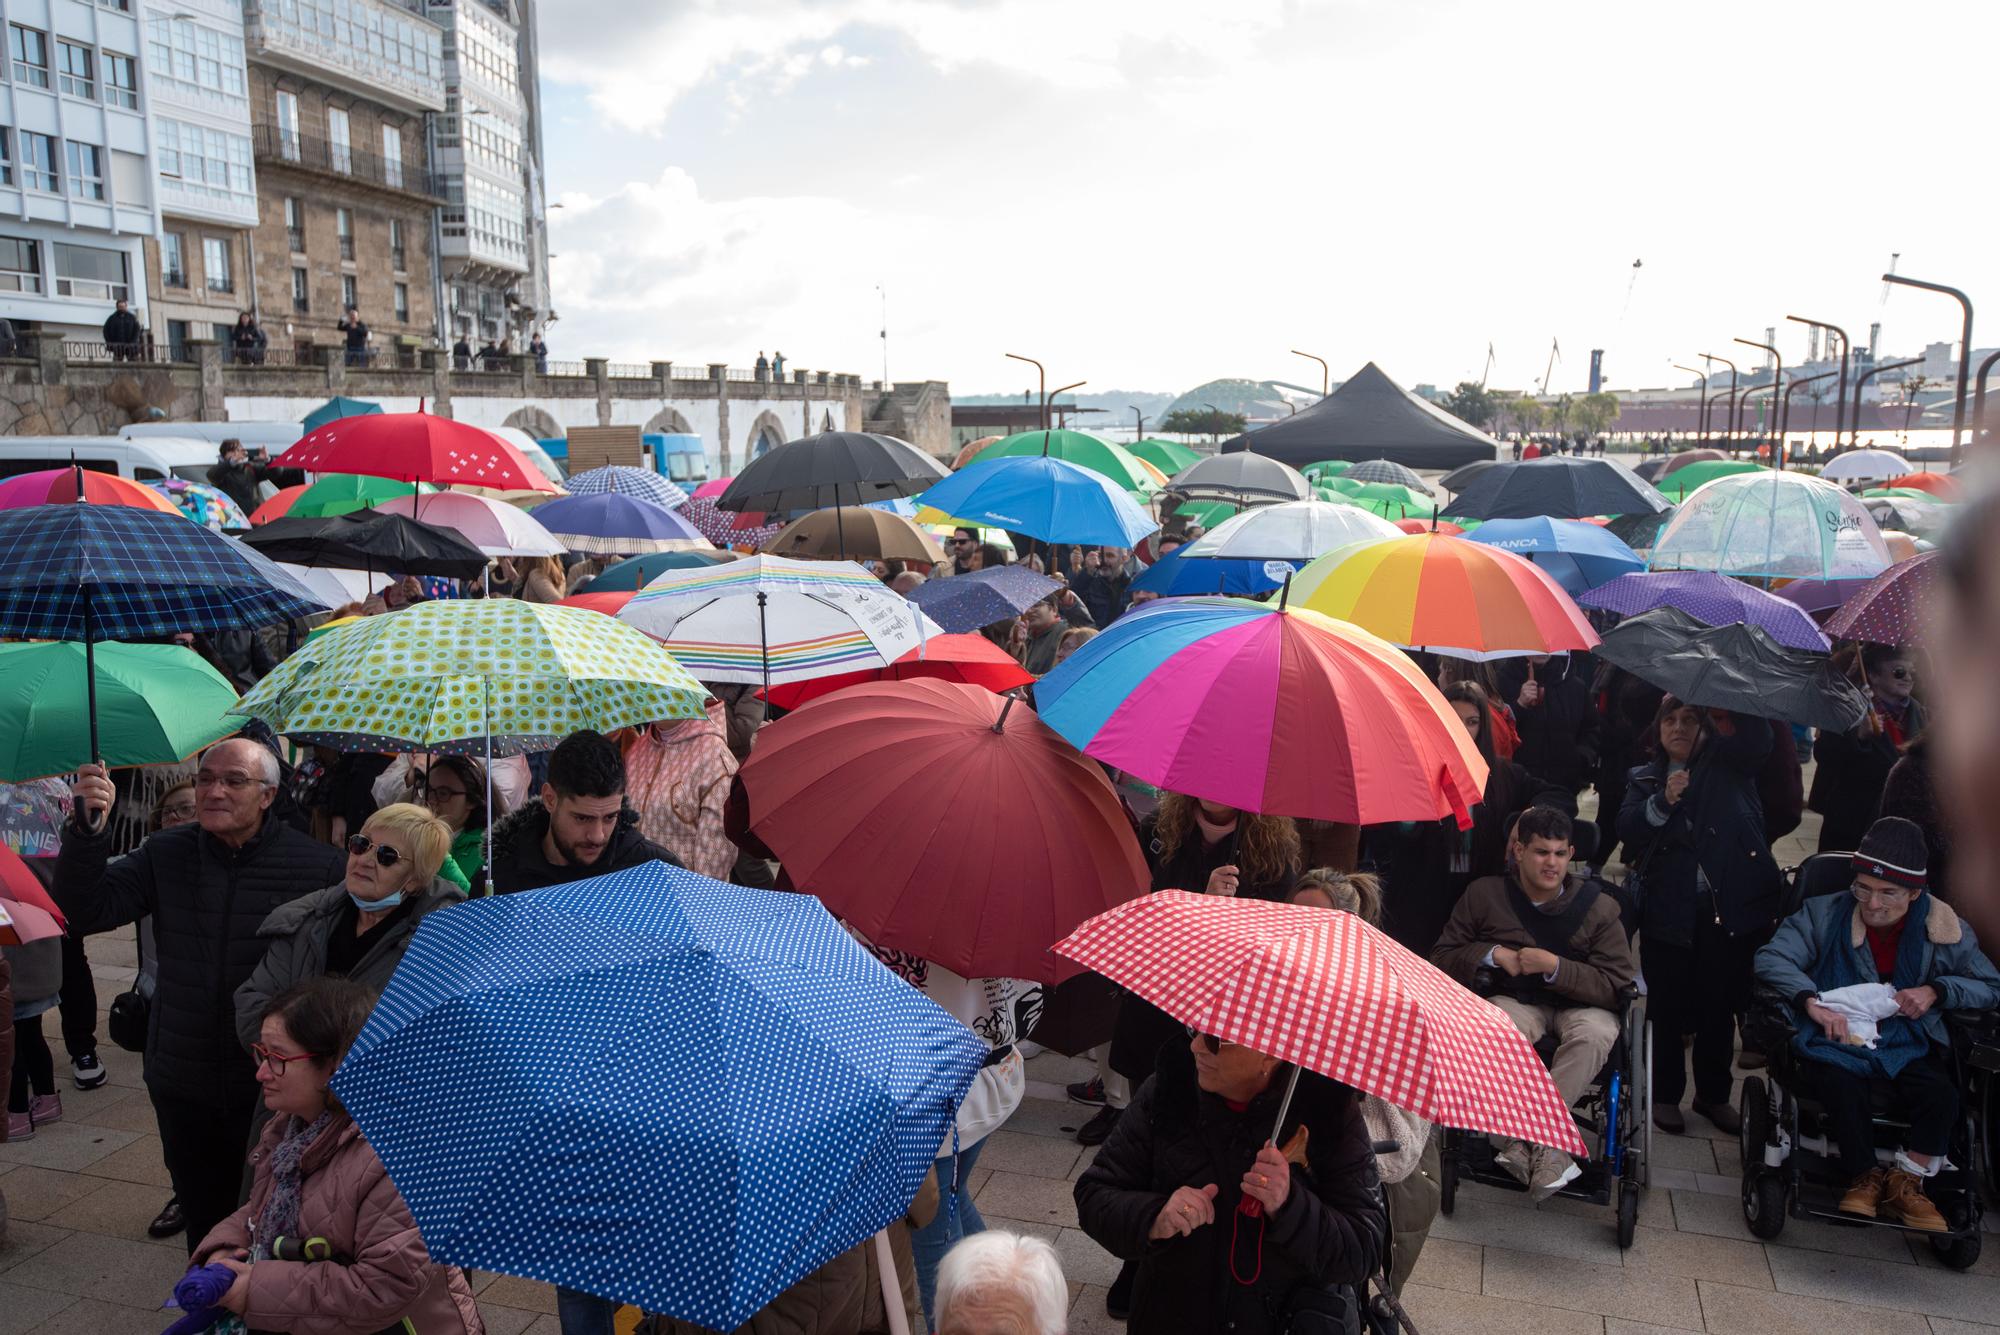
{"left": 534, "top": 433, "right": 711, "bottom": 486}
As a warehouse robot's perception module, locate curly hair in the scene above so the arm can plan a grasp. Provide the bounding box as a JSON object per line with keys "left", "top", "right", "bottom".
{"left": 1152, "top": 792, "right": 1300, "bottom": 884}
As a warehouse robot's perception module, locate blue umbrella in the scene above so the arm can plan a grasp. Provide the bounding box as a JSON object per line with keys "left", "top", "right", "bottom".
{"left": 916, "top": 457, "right": 1160, "bottom": 549}
{"left": 1130, "top": 545, "right": 1296, "bottom": 597}
{"left": 863, "top": 496, "right": 920, "bottom": 518}
{"left": 530, "top": 492, "right": 713, "bottom": 555}
{"left": 905, "top": 566, "right": 1061, "bottom": 633}
{"left": 301, "top": 395, "right": 382, "bottom": 432}
{"left": 583, "top": 549, "right": 735, "bottom": 592}
{"left": 564, "top": 465, "right": 690, "bottom": 511}
{"left": 1463, "top": 516, "right": 1644, "bottom": 594}
{"left": 332, "top": 862, "right": 983, "bottom": 1327}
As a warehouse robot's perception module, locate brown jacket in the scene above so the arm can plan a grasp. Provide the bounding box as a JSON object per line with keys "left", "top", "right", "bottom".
{"left": 1430, "top": 874, "right": 1636, "bottom": 1011}
{"left": 196, "top": 1111, "right": 483, "bottom": 1335}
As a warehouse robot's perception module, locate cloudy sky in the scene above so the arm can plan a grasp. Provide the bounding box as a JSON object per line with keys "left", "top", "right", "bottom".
{"left": 538, "top": 0, "right": 1999, "bottom": 399}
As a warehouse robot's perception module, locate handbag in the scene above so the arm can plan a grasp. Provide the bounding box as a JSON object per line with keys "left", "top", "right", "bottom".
{"left": 108, "top": 921, "right": 149, "bottom": 1054}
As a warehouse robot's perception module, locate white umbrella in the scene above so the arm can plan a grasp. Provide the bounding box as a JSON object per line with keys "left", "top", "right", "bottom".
{"left": 375, "top": 491, "right": 566, "bottom": 557}
{"left": 1820, "top": 449, "right": 1913, "bottom": 484}
{"left": 274, "top": 562, "right": 393, "bottom": 608}
{"left": 1181, "top": 500, "right": 1402, "bottom": 562}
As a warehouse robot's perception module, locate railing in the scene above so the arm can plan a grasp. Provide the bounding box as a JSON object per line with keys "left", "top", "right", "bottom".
{"left": 64, "top": 338, "right": 192, "bottom": 365}
{"left": 607, "top": 363, "right": 653, "bottom": 379}
{"left": 251, "top": 123, "right": 446, "bottom": 199}
{"left": 538, "top": 360, "right": 587, "bottom": 377}
{"left": 286, "top": 227, "right": 305, "bottom": 253}
{"left": 338, "top": 235, "right": 355, "bottom": 260}
{"left": 724, "top": 368, "right": 758, "bottom": 382}
{"left": 670, "top": 366, "right": 710, "bottom": 382}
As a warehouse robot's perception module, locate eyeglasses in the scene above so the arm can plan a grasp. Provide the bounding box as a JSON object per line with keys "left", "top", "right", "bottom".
{"left": 195, "top": 772, "right": 269, "bottom": 791}
{"left": 1184, "top": 1025, "right": 1236, "bottom": 1054}
{"left": 346, "top": 833, "right": 405, "bottom": 868}
{"left": 158, "top": 802, "right": 198, "bottom": 822}
{"left": 1852, "top": 882, "right": 1917, "bottom": 905}
{"left": 422, "top": 783, "right": 467, "bottom": 804}
{"left": 251, "top": 1043, "right": 323, "bottom": 1075}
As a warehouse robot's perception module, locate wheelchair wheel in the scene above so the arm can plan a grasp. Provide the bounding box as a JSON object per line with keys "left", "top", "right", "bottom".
{"left": 1616, "top": 1180, "right": 1639, "bottom": 1249}
{"left": 1439, "top": 1144, "right": 1458, "bottom": 1216}
{"left": 1743, "top": 1171, "right": 1786, "bottom": 1240}
{"left": 1931, "top": 1230, "right": 1982, "bottom": 1272}
{"left": 1740, "top": 1076, "right": 1771, "bottom": 1171}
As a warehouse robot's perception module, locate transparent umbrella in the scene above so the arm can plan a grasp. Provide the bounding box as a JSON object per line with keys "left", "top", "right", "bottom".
{"left": 1647, "top": 471, "right": 1891, "bottom": 581}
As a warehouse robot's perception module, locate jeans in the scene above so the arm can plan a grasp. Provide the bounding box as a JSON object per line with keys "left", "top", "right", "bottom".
{"left": 912, "top": 1137, "right": 988, "bottom": 1324}
{"left": 555, "top": 1286, "right": 618, "bottom": 1335}
{"left": 1795, "top": 1050, "right": 1959, "bottom": 1182}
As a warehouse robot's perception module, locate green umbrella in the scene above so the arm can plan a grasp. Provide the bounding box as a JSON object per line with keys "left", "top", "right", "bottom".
{"left": 289, "top": 473, "right": 437, "bottom": 518}
{"left": 1326, "top": 481, "right": 1433, "bottom": 520}
{"left": 0, "top": 642, "right": 239, "bottom": 780}
{"left": 1303, "top": 461, "right": 1352, "bottom": 482}
{"left": 1656, "top": 459, "right": 1765, "bottom": 500}
{"left": 978, "top": 429, "right": 1159, "bottom": 495}
{"left": 1174, "top": 500, "right": 1238, "bottom": 530}
{"left": 302, "top": 396, "right": 384, "bottom": 433}
{"left": 1863, "top": 487, "right": 1946, "bottom": 503}
{"left": 1128, "top": 439, "right": 1203, "bottom": 476}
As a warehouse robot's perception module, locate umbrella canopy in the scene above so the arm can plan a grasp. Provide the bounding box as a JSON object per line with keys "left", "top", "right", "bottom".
{"left": 584, "top": 549, "right": 736, "bottom": 592}
{"left": 1054, "top": 892, "right": 1587, "bottom": 1154}
{"left": 267, "top": 560, "right": 392, "bottom": 609}
{"left": 1463, "top": 517, "right": 1645, "bottom": 594}
{"left": 1773, "top": 576, "right": 1873, "bottom": 617}
{"left": 1662, "top": 447, "right": 1727, "bottom": 476}
{"left": 374, "top": 492, "right": 566, "bottom": 558}
{"left": 904, "top": 566, "right": 1061, "bottom": 633}
{"left": 0, "top": 642, "right": 239, "bottom": 780}
{"left": 1863, "top": 495, "right": 1954, "bottom": 543}
{"left": 978, "top": 430, "right": 1159, "bottom": 498}
{"left": 760, "top": 506, "right": 946, "bottom": 564}
{"left": 1594, "top": 606, "right": 1869, "bottom": 731}
{"left": 719, "top": 431, "right": 948, "bottom": 513}
{"left": 1823, "top": 551, "right": 1938, "bottom": 648}
{"left": 1036, "top": 598, "right": 1488, "bottom": 824}
{"left": 1302, "top": 460, "right": 1353, "bottom": 482}
{"left": 1445, "top": 456, "right": 1670, "bottom": 521}
{"left": 1321, "top": 479, "right": 1434, "bottom": 520}
{"left": 1437, "top": 459, "right": 1497, "bottom": 493}
{"left": 288, "top": 473, "right": 438, "bottom": 520}
{"left": 1294, "top": 534, "right": 1599, "bottom": 661}
{"left": 915, "top": 456, "right": 1159, "bottom": 548}
{"left": 620, "top": 555, "right": 932, "bottom": 686}
{"left": 1128, "top": 439, "right": 1203, "bottom": 476}
{"left": 0, "top": 468, "right": 181, "bottom": 515}
{"left": 1647, "top": 470, "right": 1891, "bottom": 581}
{"left": 1820, "top": 448, "right": 1913, "bottom": 484}
{"left": 1882, "top": 531, "right": 1929, "bottom": 564}
{"left": 677, "top": 495, "right": 784, "bottom": 550}
{"left": 274, "top": 413, "right": 558, "bottom": 493}
{"left": 1393, "top": 517, "right": 1465, "bottom": 536}
{"left": 243, "top": 510, "right": 492, "bottom": 580}
{"left": 300, "top": 395, "right": 383, "bottom": 432}
{"left": 1605, "top": 506, "right": 1675, "bottom": 554}
{"left": 1129, "top": 545, "right": 1292, "bottom": 597}
{"left": 529, "top": 493, "right": 713, "bottom": 555}
{"left": 1343, "top": 458, "right": 1431, "bottom": 492}
{"left": 0, "top": 897, "right": 62, "bottom": 946}
{"left": 739, "top": 680, "right": 1149, "bottom": 981}
{"left": 1163, "top": 452, "right": 1312, "bottom": 506}
{"left": 951, "top": 435, "right": 1002, "bottom": 469}
{"left": 558, "top": 591, "right": 632, "bottom": 616}
{"left": 146, "top": 478, "right": 250, "bottom": 531}
{"left": 1180, "top": 500, "right": 1399, "bottom": 562}
{"left": 1894, "top": 471, "right": 1960, "bottom": 500}
{"left": 760, "top": 634, "right": 1034, "bottom": 710}
{"left": 1219, "top": 362, "right": 1501, "bottom": 469}
{"left": 331, "top": 862, "right": 983, "bottom": 1327}
{"left": 563, "top": 465, "right": 690, "bottom": 511}
{"left": 1580, "top": 571, "right": 1830, "bottom": 652}
{"left": 1656, "top": 459, "right": 1766, "bottom": 499}
{"left": 0, "top": 843, "right": 65, "bottom": 930}
{"left": 234, "top": 599, "right": 707, "bottom": 754}
{"left": 250, "top": 484, "right": 308, "bottom": 525}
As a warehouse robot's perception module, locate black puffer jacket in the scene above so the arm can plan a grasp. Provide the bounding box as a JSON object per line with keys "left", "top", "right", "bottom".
{"left": 53, "top": 815, "right": 344, "bottom": 1101}
{"left": 1494, "top": 655, "right": 1602, "bottom": 797}
{"left": 486, "top": 798, "right": 681, "bottom": 894}
{"left": 1075, "top": 1042, "right": 1385, "bottom": 1334}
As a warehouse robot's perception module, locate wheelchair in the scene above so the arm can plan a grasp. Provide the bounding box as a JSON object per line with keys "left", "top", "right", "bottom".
{"left": 1738, "top": 851, "right": 1998, "bottom": 1270}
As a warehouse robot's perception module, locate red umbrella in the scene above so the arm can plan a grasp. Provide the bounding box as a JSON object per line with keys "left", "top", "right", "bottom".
{"left": 274, "top": 413, "right": 558, "bottom": 493}
{"left": 1895, "top": 471, "right": 1961, "bottom": 500}
{"left": 760, "top": 634, "right": 1033, "bottom": 710}
{"left": 1055, "top": 891, "right": 1587, "bottom": 1154}
{"left": 1392, "top": 517, "right": 1464, "bottom": 536}
{"left": 559, "top": 590, "right": 635, "bottom": 616}
{"left": 250, "top": 484, "right": 307, "bottom": 525}
{"left": 0, "top": 845, "right": 66, "bottom": 932}
{"left": 737, "top": 678, "right": 1148, "bottom": 982}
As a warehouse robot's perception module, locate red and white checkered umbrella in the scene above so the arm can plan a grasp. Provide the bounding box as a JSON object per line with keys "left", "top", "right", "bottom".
{"left": 1054, "top": 891, "right": 1587, "bottom": 1155}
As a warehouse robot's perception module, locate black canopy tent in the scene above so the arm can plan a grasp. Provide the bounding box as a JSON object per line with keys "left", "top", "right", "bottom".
{"left": 1219, "top": 362, "right": 1501, "bottom": 470}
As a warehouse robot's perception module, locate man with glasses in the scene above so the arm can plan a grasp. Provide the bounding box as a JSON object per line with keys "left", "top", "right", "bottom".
{"left": 53, "top": 737, "right": 344, "bottom": 1251}
{"left": 1757, "top": 816, "right": 2000, "bottom": 1230}
{"left": 1812, "top": 645, "right": 1927, "bottom": 853}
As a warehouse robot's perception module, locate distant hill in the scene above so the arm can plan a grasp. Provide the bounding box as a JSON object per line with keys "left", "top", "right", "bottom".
{"left": 955, "top": 389, "right": 1178, "bottom": 427}
{"left": 1162, "top": 378, "right": 1327, "bottom": 424}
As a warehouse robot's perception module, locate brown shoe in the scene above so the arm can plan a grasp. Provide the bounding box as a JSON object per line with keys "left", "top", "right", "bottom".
{"left": 1879, "top": 1170, "right": 1948, "bottom": 1233}
{"left": 1838, "top": 1167, "right": 1887, "bottom": 1218}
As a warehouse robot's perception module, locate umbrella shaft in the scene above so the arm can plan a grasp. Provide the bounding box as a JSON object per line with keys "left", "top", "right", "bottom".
{"left": 1268, "top": 1062, "right": 1302, "bottom": 1145}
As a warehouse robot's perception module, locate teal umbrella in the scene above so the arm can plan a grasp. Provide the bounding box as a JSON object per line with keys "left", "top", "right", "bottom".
{"left": 0, "top": 642, "right": 240, "bottom": 780}
{"left": 302, "top": 396, "right": 383, "bottom": 433}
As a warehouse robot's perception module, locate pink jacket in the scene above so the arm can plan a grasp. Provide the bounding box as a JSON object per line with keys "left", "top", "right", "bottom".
{"left": 197, "top": 1111, "right": 483, "bottom": 1335}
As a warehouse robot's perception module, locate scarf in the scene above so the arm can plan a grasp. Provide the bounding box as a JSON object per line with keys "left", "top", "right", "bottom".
{"left": 255, "top": 1111, "right": 334, "bottom": 1255}
{"left": 1794, "top": 894, "right": 1931, "bottom": 1079}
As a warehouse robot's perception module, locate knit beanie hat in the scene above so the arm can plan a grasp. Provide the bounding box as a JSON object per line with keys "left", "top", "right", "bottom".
{"left": 1853, "top": 816, "right": 1929, "bottom": 890}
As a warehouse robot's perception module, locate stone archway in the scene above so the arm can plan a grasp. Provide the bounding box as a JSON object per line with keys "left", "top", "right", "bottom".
{"left": 744, "top": 409, "right": 790, "bottom": 460}
{"left": 644, "top": 407, "right": 694, "bottom": 436}
{"left": 503, "top": 405, "right": 562, "bottom": 441}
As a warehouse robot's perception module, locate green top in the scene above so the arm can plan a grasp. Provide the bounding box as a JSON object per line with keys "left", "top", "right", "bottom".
{"left": 438, "top": 825, "right": 485, "bottom": 892}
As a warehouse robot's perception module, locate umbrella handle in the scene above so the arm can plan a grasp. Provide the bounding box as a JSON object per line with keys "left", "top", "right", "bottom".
{"left": 872, "top": 1229, "right": 911, "bottom": 1335}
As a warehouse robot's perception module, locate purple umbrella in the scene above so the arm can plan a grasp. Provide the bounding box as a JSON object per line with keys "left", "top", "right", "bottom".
{"left": 1579, "top": 571, "right": 1830, "bottom": 652}
{"left": 1823, "top": 552, "right": 1936, "bottom": 648}
{"left": 905, "top": 566, "right": 1061, "bottom": 633}
{"left": 1773, "top": 577, "right": 1873, "bottom": 618}
{"left": 529, "top": 493, "right": 713, "bottom": 555}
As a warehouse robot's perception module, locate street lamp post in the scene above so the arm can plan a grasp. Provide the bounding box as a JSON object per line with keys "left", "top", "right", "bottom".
{"left": 1787, "top": 316, "right": 1850, "bottom": 457}
{"left": 1850, "top": 357, "right": 1923, "bottom": 451}
{"left": 1975, "top": 350, "right": 2000, "bottom": 451}
{"left": 1130, "top": 406, "right": 1145, "bottom": 441}
{"left": 1784, "top": 371, "right": 1837, "bottom": 458}
{"left": 1883, "top": 273, "right": 1975, "bottom": 464}
{"left": 1202, "top": 403, "right": 1223, "bottom": 447}
{"left": 1701, "top": 353, "right": 1740, "bottom": 446}
{"left": 1736, "top": 338, "right": 1785, "bottom": 469}
{"left": 1671, "top": 364, "right": 1710, "bottom": 440}
{"left": 1046, "top": 381, "right": 1085, "bottom": 436}
{"left": 1291, "top": 350, "right": 1329, "bottom": 398}
{"left": 1005, "top": 353, "right": 1047, "bottom": 429}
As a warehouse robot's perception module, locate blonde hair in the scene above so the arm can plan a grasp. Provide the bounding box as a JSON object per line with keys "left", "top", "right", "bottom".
{"left": 362, "top": 801, "right": 452, "bottom": 886}
{"left": 1292, "top": 868, "right": 1384, "bottom": 927}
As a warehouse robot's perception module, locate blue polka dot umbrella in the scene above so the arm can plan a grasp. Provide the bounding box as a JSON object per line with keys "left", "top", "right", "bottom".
{"left": 331, "top": 861, "right": 985, "bottom": 1328}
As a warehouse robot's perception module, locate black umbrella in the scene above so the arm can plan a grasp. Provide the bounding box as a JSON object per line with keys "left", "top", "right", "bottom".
{"left": 718, "top": 432, "right": 949, "bottom": 514}
{"left": 1446, "top": 457, "right": 1670, "bottom": 521}
{"left": 1605, "top": 506, "right": 1676, "bottom": 554}
{"left": 1164, "top": 452, "right": 1313, "bottom": 505}
{"left": 243, "top": 510, "right": 491, "bottom": 581}
{"left": 1594, "top": 606, "right": 1868, "bottom": 731}
{"left": 1439, "top": 459, "right": 1500, "bottom": 494}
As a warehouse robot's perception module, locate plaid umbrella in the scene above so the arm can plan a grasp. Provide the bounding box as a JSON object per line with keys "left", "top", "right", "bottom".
{"left": 1343, "top": 458, "right": 1432, "bottom": 493}
{"left": 563, "top": 466, "right": 689, "bottom": 511}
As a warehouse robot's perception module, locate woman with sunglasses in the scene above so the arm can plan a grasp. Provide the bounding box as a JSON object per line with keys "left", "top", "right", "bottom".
{"left": 194, "top": 976, "right": 482, "bottom": 1333}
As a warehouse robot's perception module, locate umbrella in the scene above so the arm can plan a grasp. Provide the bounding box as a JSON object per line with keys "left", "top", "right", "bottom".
{"left": 915, "top": 456, "right": 1159, "bottom": 550}
{"left": 1302, "top": 460, "right": 1353, "bottom": 482}
{"left": 1820, "top": 448, "right": 1913, "bottom": 484}
{"left": 1594, "top": 606, "right": 1869, "bottom": 731}
{"left": 863, "top": 497, "right": 920, "bottom": 519}
{"left": 287, "top": 473, "right": 438, "bottom": 520}
{"left": 0, "top": 897, "right": 62, "bottom": 946}
{"left": 1393, "top": 517, "right": 1465, "bottom": 536}
{"left": 1661, "top": 447, "right": 1727, "bottom": 476}
{"left": 1036, "top": 597, "right": 1488, "bottom": 824}
{"left": 1863, "top": 495, "right": 1955, "bottom": 543}
{"left": 1164, "top": 453, "right": 1312, "bottom": 506}
{"left": 1053, "top": 892, "right": 1587, "bottom": 1155}
{"left": 1883, "top": 532, "right": 1929, "bottom": 564}
{"left": 1343, "top": 458, "right": 1431, "bottom": 492}
{"left": 678, "top": 495, "right": 784, "bottom": 550}
{"left": 1445, "top": 457, "right": 1670, "bottom": 521}
{"left": 1656, "top": 459, "right": 1766, "bottom": 499}
{"left": 584, "top": 550, "right": 735, "bottom": 592}
{"left": 760, "top": 506, "right": 946, "bottom": 564}
{"left": 563, "top": 465, "right": 690, "bottom": 511}
{"left": 619, "top": 555, "right": 933, "bottom": 688}
{"left": 1437, "top": 459, "right": 1497, "bottom": 493}
{"left": 558, "top": 591, "right": 633, "bottom": 617}
{"left": 1294, "top": 534, "right": 1599, "bottom": 661}
{"left": 1580, "top": 571, "right": 1831, "bottom": 652}
{"left": 1463, "top": 517, "right": 1645, "bottom": 594}
{"left": 973, "top": 430, "right": 1159, "bottom": 498}
{"left": 1180, "top": 500, "right": 1400, "bottom": 562}
{"left": 250, "top": 484, "right": 308, "bottom": 525}
{"left": 1605, "top": 506, "right": 1675, "bottom": 554}
{"left": 719, "top": 431, "right": 949, "bottom": 514}
{"left": 1772, "top": 576, "right": 1872, "bottom": 617}
{"left": 243, "top": 510, "right": 491, "bottom": 581}
{"left": 738, "top": 679, "right": 1149, "bottom": 981}
{"left": 1894, "top": 471, "right": 1961, "bottom": 500}
{"left": 952, "top": 436, "right": 1002, "bottom": 469}
{"left": 146, "top": 479, "right": 250, "bottom": 531}
{"left": 0, "top": 468, "right": 180, "bottom": 515}
{"left": 1129, "top": 546, "right": 1292, "bottom": 598}
{"left": 1323, "top": 479, "right": 1437, "bottom": 520}
{"left": 759, "top": 634, "right": 1034, "bottom": 710}
{"left": 904, "top": 566, "right": 1061, "bottom": 634}
{"left": 1174, "top": 499, "right": 1239, "bottom": 532}
{"left": 330, "top": 862, "right": 984, "bottom": 1328}
{"left": 375, "top": 492, "right": 567, "bottom": 557}
{"left": 274, "top": 412, "right": 558, "bottom": 493}
{"left": 0, "top": 844, "right": 66, "bottom": 927}
{"left": 1128, "top": 439, "right": 1203, "bottom": 476}
{"left": 1647, "top": 470, "right": 1891, "bottom": 581}
{"left": 0, "top": 642, "right": 239, "bottom": 781}
{"left": 301, "top": 395, "right": 383, "bottom": 432}
{"left": 1823, "top": 551, "right": 1938, "bottom": 648}
{"left": 529, "top": 493, "right": 713, "bottom": 555}
{"left": 267, "top": 560, "right": 392, "bottom": 609}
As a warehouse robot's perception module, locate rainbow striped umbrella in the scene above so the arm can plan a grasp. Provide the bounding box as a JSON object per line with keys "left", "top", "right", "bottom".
{"left": 617, "top": 555, "right": 938, "bottom": 687}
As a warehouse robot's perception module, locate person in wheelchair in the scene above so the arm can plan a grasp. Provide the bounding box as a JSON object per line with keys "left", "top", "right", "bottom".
{"left": 1432, "top": 806, "right": 1637, "bottom": 1199}
{"left": 1754, "top": 816, "right": 2000, "bottom": 1230}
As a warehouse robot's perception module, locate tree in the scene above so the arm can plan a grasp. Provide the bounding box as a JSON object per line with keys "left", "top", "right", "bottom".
{"left": 1504, "top": 395, "right": 1545, "bottom": 434}
{"left": 1548, "top": 392, "right": 1576, "bottom": 436}
{"left": 1160, "top": 407, "right": 1248, "bottom": 439}
{"left": 1440, "top": 381, "right": 1497, "bottom": 430}
{"left": 1571, "top": 391, "right": 1621, "bottom": 436}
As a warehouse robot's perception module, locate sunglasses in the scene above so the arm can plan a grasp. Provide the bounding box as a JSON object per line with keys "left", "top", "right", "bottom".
{"left": 950, "top": 537, "right": 972, "bottom": 546}
{"left": 252, "top": 1043, "right": 324, "bottom": 1075}
{"left": 346, "top": 833, "right": 405, "bottom": 867}
{"left": 1886, "top": 667, "right": 1914, "bottom": 681}
{"left": 1184, "top": 1025, "right": 1235, "bottom": 1054}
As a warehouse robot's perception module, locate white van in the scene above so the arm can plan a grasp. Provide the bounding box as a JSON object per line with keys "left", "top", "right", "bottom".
{"left": 120, "top": 421, "right": 302, "bottom": 451}
{"left": 0, "top": 435, "right": 232, "bottom": 484}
